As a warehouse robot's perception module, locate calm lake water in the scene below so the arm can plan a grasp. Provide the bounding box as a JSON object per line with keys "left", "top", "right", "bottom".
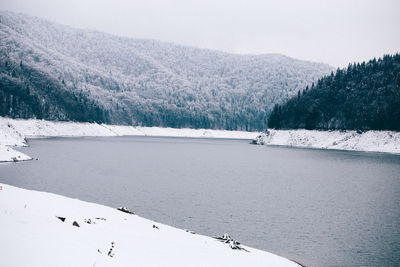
{"left": 1, "top": 136, "right": 399, "bottom": 266}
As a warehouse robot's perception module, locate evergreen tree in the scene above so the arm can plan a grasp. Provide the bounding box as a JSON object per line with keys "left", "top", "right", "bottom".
{"left": 268, "top": 54, "right": 400, "bottom": 131}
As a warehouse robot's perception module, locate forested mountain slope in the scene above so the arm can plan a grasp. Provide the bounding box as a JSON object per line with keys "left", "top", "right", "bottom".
{"left": 0, "top": 10, "right": 333, "bottom": 130}
{"left": 268, "top": 54, "right": 400, "bottom": 131}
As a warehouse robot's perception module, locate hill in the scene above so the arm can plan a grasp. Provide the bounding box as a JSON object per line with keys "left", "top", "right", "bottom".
{"left": 0, "top": 10, "right": 333, "bottom": 131}
{"left": 268, "top": 54, "right": 400, "bottom": 131}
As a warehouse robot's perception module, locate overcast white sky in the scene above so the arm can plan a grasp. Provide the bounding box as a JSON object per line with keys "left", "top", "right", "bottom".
{"left": 1, "top": 0, "right": 399, "bottom": 67}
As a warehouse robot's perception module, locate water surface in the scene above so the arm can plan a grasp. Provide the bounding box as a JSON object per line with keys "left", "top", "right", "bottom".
{"left": 1, "top": 136, "right": 399, "bottom": 266}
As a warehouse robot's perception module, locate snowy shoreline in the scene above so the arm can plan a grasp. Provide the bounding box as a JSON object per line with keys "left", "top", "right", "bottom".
{"left": 0, "top": 117, "right": 258, "bottom": 162}
{"left": 2, "top": 117, "right": 399, "bottom": 162}
{"left": 252, "top": 129, "right": 400, "bottom": 154}
{"left": 0, "top": 183, "right": 300, "bottom": 267}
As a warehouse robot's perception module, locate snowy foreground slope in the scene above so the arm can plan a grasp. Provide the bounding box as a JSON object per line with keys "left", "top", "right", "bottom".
{"left": 0, "top": 183, "right": 300, "bottom": 267}
{"left": 0, "top": 117, "right": 258, "bottom": 162}
{"left": 253, "top": 129, "right": 400, "bottom": 154}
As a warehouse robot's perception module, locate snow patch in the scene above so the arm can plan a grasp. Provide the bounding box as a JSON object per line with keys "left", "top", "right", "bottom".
{"left": 0, "top": 146, "right": 32, "bottom": 162}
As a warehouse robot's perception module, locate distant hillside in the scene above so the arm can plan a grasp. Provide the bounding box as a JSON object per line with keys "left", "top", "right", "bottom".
{"left": 268, "top": 54, "right": 400, "bottom": 131}
{"left": 0, "top": 10, "right": 333, "bottom": 130}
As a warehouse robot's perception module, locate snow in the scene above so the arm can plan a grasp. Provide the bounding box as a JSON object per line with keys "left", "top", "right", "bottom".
{"left": 0, "top": 183, "right": 300, "bottom": 267}
{"left": 253, "top": 129, "right": 400, "bottom": 154}
{"left": 0, "top": 117, "right": 258, "bottom": 162}
{"left": 0, "top": 145, "right": 32, "bottom": 162}
{"left": 135, "top": 126, "right": 257, "bottom": 139}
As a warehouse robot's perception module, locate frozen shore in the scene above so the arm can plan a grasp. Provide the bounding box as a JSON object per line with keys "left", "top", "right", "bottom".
{"left": 0, "top": 117, "right": 258, "bottom": 162}
{"left": 252, "top": 129, "right": 400, "bottom": 154}
{"left": 0, "top": 183, "right": 300, "bottom": 267}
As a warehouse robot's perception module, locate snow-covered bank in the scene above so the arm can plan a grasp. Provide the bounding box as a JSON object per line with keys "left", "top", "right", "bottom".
{"left": 0, "top": 146, "right": 32, "bottom": 162}
{"left": 0, "top": 117, "right": 258, "bottom": 162}
{"left": 253, "top": 129, "right": 400, "bottom": 154}
{"left": 0, "top": 183, "right": 300, "bottom": 267}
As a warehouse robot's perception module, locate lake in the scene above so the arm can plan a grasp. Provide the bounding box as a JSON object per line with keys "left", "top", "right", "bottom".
{"left": 1, "top": 136, "right": 399, "bottom": 266}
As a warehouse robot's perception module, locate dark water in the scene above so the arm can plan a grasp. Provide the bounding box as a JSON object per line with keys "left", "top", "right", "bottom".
{"left": 1, "top": 136, "right": 400, "bottom": 266}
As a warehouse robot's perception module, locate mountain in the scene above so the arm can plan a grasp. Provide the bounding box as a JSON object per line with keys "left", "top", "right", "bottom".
{"left": 0, "top": 10, "right": 333, "bottom": 131}
{"left": 268, "top": 54, "right": 400, "bottom": 131}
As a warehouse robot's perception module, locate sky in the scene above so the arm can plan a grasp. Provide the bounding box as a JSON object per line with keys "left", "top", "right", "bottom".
{"left": 0, "top": 0, "right": 399, "bottom": 67}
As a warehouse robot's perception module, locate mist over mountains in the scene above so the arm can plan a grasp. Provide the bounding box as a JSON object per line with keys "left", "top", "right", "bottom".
{"left": 0, "top": 10, "right": 333, "bottom": 130}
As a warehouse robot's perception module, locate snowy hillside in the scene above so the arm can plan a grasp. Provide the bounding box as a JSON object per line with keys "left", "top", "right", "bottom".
{"left": 0, "top": 183, "right": 301, "bottom": 267}
{"left": 0, "top": 10, "right": 333, "bottom": 131}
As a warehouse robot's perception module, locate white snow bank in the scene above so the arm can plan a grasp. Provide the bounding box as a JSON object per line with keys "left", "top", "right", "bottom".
{"left": 1, "top": 117, "right": 257, "bottom": 139}
{"left": 0, "top": 146, "right": 32, "bottom": 162}
{"left": 253, "top": 129, "right": 400, "bottom": 154}
{"left": 0, "top": 119, "right": 32, "bottom": 162}
{"left": 0, "top": 183, "right": 300, "bottom": 267}
{"left": 8, "top": 119, "right": 117, "bottom": 138}
{"left": 136, "top": 126, "right": 257, "bottom": 139}
{"left": 0, "top": 117, "right": 258, "bottom": 162}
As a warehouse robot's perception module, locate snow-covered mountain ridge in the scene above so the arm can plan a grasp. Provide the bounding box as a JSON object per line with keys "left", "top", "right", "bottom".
{"left": 0, "top": 10, "right": 333, "bottom": 130}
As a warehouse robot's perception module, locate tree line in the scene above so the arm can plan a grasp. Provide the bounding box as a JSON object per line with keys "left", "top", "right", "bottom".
{"left": 268, "top": 54, "right": 400, "bottom": 131}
